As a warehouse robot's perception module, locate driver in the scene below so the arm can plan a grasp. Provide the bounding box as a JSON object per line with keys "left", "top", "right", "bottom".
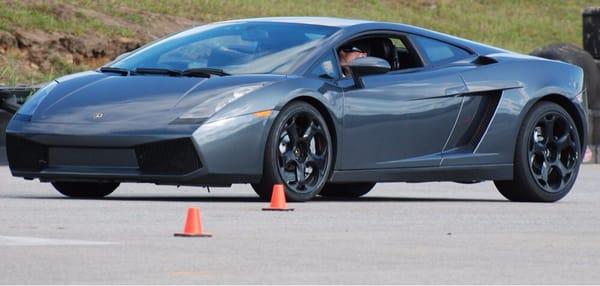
{"left": 338, "top": 42, "right": 369, "bottom": 77}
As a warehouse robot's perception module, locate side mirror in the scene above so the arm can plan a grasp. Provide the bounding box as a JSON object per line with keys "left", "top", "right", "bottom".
{"left": 348, "top": 56, "right": 391, "bottom": 88}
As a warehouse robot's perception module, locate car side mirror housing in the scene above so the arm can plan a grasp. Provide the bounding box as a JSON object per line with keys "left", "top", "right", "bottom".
{"left": 348, "top": 56, "right": 391, "bottom": 88}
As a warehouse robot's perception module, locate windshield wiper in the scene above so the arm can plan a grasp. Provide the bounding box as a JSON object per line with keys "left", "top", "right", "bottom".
{"left": 99, "top": 66, "right": 130, "bottom": 76}
{"left": 133, "top": 67, "right": 181, "bottom": 76}
{"left": 181, "top": 68, "right": 230, "bottom": 77}
{"left": 130, "top": 67, "right": 230, "bottom": 77}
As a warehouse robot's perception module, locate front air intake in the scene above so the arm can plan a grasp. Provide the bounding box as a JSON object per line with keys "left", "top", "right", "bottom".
{"left": 135, "top": 138, "right": 202, "bottom": 175}
{"left": 5, "top": 134, "right": 48, "bottom": 171}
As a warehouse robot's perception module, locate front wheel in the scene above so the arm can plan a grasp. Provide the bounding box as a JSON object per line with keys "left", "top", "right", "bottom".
{"left": 52, "top": 181, "right": 119, "bottom": 198}
{"left": 252, "top": 101, "right": 333, "bottom": 202}
{"left": 494, "top": 102, "right": 581, "bottom": 202}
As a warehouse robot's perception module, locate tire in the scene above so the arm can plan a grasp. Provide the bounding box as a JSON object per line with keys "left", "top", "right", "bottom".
{"left": 252, "top": 101, "right": 334, "bottom": 202}
{"left": 494, "top": 102, "right": 581, "bottom": 202}
{"left": 319, "top": 182, "right": 376, "bottom": 198}
{"left": 51, "top": 181, "right": 119, "bottom": 198}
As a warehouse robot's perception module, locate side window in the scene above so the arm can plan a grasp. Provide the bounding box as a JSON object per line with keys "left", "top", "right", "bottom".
{"left": 412, "top": 35, "right": 471, "bottom": 66}
{"left": 390, "top": 38, "right": 406, "bottom": 50}
{"left": 308, "top": 51, "right": 340, "bottom": 79}
{"left": 389, "top": 36, "right": 424, "bottom": 70}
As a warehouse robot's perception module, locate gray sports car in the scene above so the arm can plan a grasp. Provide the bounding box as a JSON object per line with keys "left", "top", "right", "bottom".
{"left": 6, "top": 17, "right": 587, "bottom": 202}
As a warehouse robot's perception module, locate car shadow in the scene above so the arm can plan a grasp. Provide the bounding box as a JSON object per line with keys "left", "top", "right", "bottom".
{"left": 6, "top": 195, "right": 508, "bottom": 203}
{"left": 0, "top": 146, "right": 7, "bottom": 166}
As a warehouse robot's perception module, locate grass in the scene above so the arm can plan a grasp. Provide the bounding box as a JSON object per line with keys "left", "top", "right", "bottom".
{"left": 1, "top": 0, "right": 599, "bottom": 84}
{"left": 0, "top": 1, "right": 132, "bottom": 37}
{"left": 0, "top": 50, "right": 86, "bottom": 86}
{"left": 73, "top": 0, "right": 597, "bottom": 53}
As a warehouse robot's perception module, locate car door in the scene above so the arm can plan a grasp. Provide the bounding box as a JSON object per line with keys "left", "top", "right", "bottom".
{"left": 340, "top": 34, "right": 473, "bottom": 170}
{"left": 340, "top": 67, "right": 467, "bottom": 169}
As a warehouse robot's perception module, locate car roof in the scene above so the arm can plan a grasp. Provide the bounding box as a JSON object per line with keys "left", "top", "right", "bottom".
{"left": 221, "top": 17, "right": 374, "bottom": 28}
{"left": 221, "top": 17, "right": 504, "bottom": 52}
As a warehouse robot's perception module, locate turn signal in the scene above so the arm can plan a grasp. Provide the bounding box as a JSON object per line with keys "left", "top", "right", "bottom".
{"left": 253, "top": 110, "right": 272, "bottom": 118}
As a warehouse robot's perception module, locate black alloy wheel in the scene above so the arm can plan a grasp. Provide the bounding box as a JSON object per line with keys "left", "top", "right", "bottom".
{"left": 494, "top": 102, "right": 581, "bottom": 202}
{"left": 528, "top": 113, "right": 579, "bottom": 192}
{"left": 252, "top": 101, "right": 333, "bottom": 202}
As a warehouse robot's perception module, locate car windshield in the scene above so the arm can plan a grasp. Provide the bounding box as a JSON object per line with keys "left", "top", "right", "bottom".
{"left": 111, "top": 21, "right": 339, "bottom": 75}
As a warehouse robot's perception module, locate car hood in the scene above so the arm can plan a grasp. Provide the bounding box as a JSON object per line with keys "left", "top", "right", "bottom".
{"left": 32, "top": 71, "right": 285, "bottom": 124}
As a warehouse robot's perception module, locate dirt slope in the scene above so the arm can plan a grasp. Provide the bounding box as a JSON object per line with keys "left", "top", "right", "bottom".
{"left": 0, "top": 2, "right": 198, "bottom": 85}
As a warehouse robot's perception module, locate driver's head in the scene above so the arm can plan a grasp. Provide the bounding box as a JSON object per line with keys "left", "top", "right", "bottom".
{"left": 338, "top": 41, "right": 369, "bottom": 66}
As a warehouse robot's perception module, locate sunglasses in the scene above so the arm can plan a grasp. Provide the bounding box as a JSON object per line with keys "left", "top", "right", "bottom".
{"left": 342, "top": 46, "right": 366, "bottom": 53}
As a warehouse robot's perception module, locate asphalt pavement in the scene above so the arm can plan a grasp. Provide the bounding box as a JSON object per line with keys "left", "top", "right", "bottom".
{"left": 1, "top": 148, "right": 599, "bottom": 284}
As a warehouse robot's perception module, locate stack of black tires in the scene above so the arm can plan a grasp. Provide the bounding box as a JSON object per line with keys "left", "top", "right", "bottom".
{"left": 530, "top": 7, "right": 600, "bottom": 163}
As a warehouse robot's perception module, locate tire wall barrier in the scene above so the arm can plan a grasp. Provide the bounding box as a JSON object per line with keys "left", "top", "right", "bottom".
{"left": 583, "top": 7, "right": 600, "bottom": 162}
{"left": 530, "top": 43, "right": 599, "bottom": 162}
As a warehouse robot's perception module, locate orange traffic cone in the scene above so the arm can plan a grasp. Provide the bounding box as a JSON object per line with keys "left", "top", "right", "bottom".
{"left": 262, "top": 184, "right": 294, "bottom": 211}
{"left": 174, "top": 207, "right": 212, "bottom": 237}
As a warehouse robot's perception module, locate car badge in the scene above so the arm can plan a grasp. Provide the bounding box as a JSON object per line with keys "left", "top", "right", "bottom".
{"left": 94, "top": 112, "right": 104, "bottom": 120}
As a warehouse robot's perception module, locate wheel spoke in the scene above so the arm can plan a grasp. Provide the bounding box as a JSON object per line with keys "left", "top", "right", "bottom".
{"left": 302, "top": 121, "right": 315, "bottom": 141}
{"left": 295, "top": 163, "right": 306, "bottom": 188}
{"left": 540, "top": 162, "right": 550, "bottom": 183}
{"left": 531, "top": 160, "right": 544, "bottom": 180}
{"left": 555, "top": 133, "right": 571, "bottom": 151}
{"left": 285, "top": 119, "right": 300, "bottom": 145}
{"left": 281, "top": 168, "right": 297, "bottom": 184}
{"left": 307, "top": 151, "right": 326, "bottom": 172}
{"left": 280, "top": 150, "right": 296, "bottom": 166}
{"left": 555, "top": 161, "right": 571, "bottom": 178}
{"left": 531, "top": 141, "right": 545, "bottom": 155}
{"left": 529, "top": 152, "right": 542, "bottom": 169}
{"left": 543, "top": 116, "right": 555, "bottom": 142}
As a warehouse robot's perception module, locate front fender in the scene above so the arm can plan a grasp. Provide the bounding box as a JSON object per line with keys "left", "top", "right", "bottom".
{"left": 193, "top": 111, "right": 279, "bottom": 177}
{"left": 206, "top": 76, "right": 345, "bottom": 170}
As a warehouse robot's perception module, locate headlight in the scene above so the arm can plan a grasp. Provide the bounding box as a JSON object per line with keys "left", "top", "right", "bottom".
{"left": 173, "top": 83, "right": 265, "bottom": 124}
{"left": 14, "top": 81, "right": 58, "bottom": 120}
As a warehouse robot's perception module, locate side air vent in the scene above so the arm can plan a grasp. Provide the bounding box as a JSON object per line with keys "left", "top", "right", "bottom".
{"left": 135, "top": 138, "right": 202, "bottom": 175}
{"left": 469, "top": 93, "right": 501, "bottom": 148}
{"left": 5, "top": 134, "right": 48, "bottom": 171}
{"left": 450, "top": 90, "right": 502, "bottom": 151}
{"left": 472, "top": 55, "right": 498, "bottom": 65}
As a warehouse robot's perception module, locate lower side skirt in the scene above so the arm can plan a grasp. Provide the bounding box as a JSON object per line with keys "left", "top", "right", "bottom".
{"left": 13, "top": 168, "right": 261, "bottom": 187}
{"left": 329, "top": 164, "right": 513, "bottom": 183}
{"left": 13, "top": 164, "right": 512, "bottom": 186}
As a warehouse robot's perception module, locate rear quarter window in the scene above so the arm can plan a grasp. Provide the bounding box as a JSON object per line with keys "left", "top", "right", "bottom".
{"left": 412, "top": 35, "right": 471, "bottom": 66}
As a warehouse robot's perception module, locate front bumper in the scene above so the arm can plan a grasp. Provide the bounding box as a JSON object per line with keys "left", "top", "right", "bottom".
{"left": 5, "top": 112, "right": 276, "bottom": 186}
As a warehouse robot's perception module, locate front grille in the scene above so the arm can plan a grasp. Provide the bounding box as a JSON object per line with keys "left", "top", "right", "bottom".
{"left": 48, "top": 147, "right": 138, "bottom": 168}
{"left": 6, "top": 134, "right": 48, "bottom": 171}
{"left": 135, "top": 138, "right": 202, "bottom": 175}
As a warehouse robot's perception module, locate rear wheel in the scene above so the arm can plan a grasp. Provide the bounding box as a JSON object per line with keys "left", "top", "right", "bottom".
{"left": 51, "top": 181, "right": 119, "bottom": 198}
{"left": 319, "top": 182, "right": 376, "bottom": 198}
{"left": 252, "top": 101, "right": 333, "bottom": 202}
{"left": 494, "top": 102, "right": 581, "bottom": 202}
